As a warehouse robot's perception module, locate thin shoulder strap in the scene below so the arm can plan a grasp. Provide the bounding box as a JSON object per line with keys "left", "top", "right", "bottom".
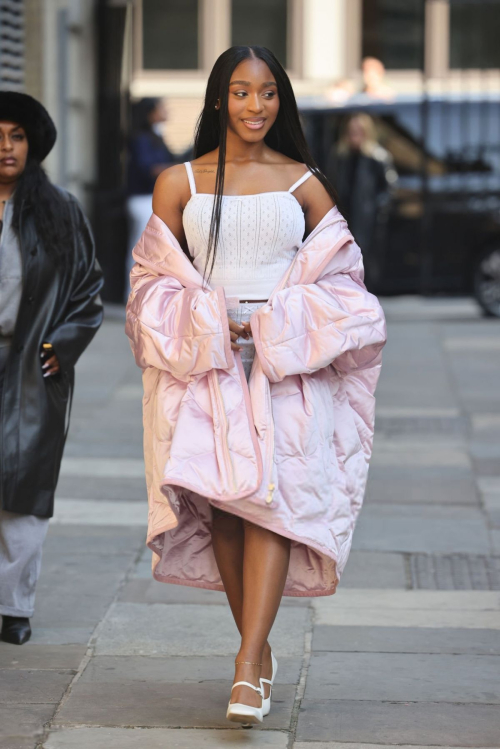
{"left": 184, "top": 162, "right": 197, "bottom": 196}
{"left": 289, "top": 169, "right": 313, "bottom": 194}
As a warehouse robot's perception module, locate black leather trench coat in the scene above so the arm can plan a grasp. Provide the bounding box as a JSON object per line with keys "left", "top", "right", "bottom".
{"left": 0, "top": 191, "right": 104, "bottom": 517}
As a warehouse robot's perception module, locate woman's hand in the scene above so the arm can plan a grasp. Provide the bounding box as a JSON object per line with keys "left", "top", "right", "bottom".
{"left": 228, "top": 316, "right": 251, "bottom": 352}
{"left": 41, "top": 347, "right": 61, "bottom": 377}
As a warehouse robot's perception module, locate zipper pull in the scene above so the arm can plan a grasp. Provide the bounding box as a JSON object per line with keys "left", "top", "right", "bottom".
{"left": 266, "top": 483, "right": 275, "bottom": 505}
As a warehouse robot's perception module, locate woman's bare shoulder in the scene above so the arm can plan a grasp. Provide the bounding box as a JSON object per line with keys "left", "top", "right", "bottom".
{"left": 155, "top": 163, "right": 189, "bottom": 192}
{"left": 153, "top": 164, "right": 190, "bottom": 220}
{"left": 266, "top": 149, "right": 310, "bottom": 180}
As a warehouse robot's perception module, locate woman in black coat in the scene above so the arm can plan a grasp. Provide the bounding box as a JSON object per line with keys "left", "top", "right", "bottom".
{"left": 0, "top": 92, "right": 103, "bottom": 644}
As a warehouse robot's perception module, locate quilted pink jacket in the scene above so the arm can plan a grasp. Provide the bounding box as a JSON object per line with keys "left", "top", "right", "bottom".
{"left": 126, "top": 206, "right": 386, "bottom": 596}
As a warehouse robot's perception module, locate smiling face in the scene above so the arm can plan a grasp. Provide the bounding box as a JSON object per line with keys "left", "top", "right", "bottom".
{"left": 226, "top": 57, "right": 280, "bottom": 143}
{"left": 0, "top": 121, "right": 29, "bottom": 184}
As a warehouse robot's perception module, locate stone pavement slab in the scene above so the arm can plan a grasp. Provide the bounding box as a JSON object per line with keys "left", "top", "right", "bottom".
{"left": 0, "top": 644, "right": 85, "bottom": 669}
{"left": 94, "top": 602, "right": 308, "bottom": 656}
{"left": 337, "top": 551, "right": 408, "bottom": 588}
{"left": 352, "top": 504, "right": 490, "bottom": 554}
{"left": 77, "top": 655, "right": 302, "bottom": 686}
{"left": 56, "top": 475, "right": 146, "bottom": 502}
{"left": 59, "top": 456, "right": 145, "bottom": 478}
{"left": 0, "top": 704, "right": 55, "bottom": 741}
{"left": 374, "top": 321, "right": 456, "bottom": 410}
{"left": 0, "top": 668, "right": 75, "bottom": 704}
{"left": 29, "top": 524, "right": 144, "bottom": 645}
{"left": 55, "top": 679, "right": 295, "bottom": 729}
{"left": 365, "top": 466, "right": 478, "bottom": 506}
{"left": 294, "top": 745, "right": 494, "bottom": 749}
{"left": 295, "top": 701, "right": 500, "bottom": 745}
{"left": 313, "top": 590, "right": 500, "bottom": 629}
{"left": 312, "top": 626, "right": 500, "bottom": 654}
{"left": 52, "top": 499, "right": 146, "bottom": 526}
{"left": 0, "top": 737, "right": 40, "bottom": 749}
{"left": 304, "top": 652, "right": 500, "bottom": 703}
{"left": 41, "top": 524, "right": 144, "bottom": 555}
{"left": 370, "top": 442, "right": 471, "bottom": 468}
{"left": 43, "top": 727, "right": 289, "bottom": 748}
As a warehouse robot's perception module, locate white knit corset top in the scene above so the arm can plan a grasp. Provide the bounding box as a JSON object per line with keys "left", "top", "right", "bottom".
{"left": 182, "top": 162, "right": 312, "bottom": 300}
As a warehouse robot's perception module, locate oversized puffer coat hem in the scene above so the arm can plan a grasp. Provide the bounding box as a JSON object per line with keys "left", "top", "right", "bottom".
{"left": 148, "top": 512, "right": 340, "bottom": 597}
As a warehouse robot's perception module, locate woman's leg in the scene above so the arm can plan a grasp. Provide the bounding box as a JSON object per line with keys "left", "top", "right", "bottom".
{"left": 231, "top": 522, "right": 291, "bottom": 707}
{"left": 211, "top": 510, "right": 288, "bottom": 705}
{"left": 210, "top": 507, "right": 245, "bottom": 629}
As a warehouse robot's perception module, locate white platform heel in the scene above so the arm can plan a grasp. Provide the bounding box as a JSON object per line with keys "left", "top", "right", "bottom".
{"left": 260, "top": 651, "right": 278, "bottom": 717}
{"left": 226, "top": 680, "right": 264, "bottom": 726}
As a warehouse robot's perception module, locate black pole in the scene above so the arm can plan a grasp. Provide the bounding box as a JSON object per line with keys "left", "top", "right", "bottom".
{"left": 93, "top": 0, "right": 129, "bottom": 303}
{"left": 419, "top": 0, "right": 432, "bottom": 295}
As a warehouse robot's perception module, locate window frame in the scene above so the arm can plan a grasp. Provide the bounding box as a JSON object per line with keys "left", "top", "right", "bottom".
{"left": 132, "top": 0, "right": 302, "bottom": 78}
{"left": 133, "top": 0, "right": 206, "bottom": 78}
{"left": 352, "top": 0, "right": 500, "bottom": 86}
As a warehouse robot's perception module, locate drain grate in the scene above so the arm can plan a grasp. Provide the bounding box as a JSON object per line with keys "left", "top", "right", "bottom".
{"left": 409, "top": 553, "right": 500, "bottom": 590}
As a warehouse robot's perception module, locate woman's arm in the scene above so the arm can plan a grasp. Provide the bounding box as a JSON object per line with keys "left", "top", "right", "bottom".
{"left": 152, "top": 165, "right": 190, "bottom": 251}
{"left": 298, "top": 173, "right": 336, "bottom": 237}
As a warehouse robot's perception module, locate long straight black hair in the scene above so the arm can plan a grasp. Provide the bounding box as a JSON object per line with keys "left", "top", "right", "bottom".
{"left": 12, "top": 157, "right": 72, "bottom": 268}
{"left": 193, "top": 45, "right": 338, "bottom": 282}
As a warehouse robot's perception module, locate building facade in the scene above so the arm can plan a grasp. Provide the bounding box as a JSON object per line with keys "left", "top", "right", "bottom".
{"left": 8, "top": 0, "right": 500, "bottom": 194}
{"left": 129, "top": 0, "right": 500, "bottom": 153}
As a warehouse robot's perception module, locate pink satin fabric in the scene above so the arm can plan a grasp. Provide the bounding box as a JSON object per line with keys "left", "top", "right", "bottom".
{"left": 125, "top": 206, "right": 386, "bottom": 596}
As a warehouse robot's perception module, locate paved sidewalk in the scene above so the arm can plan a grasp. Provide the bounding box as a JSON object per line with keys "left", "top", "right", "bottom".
{"left": 1, "top": 298, "right": 499, "bottom": 749}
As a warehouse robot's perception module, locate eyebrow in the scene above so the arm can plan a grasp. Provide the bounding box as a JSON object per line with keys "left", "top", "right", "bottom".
{"left": 229, "top": 80, "right": 277, "bottom": 87}
{"left": 0, "top": 123, "right": 23, "bottom": 131}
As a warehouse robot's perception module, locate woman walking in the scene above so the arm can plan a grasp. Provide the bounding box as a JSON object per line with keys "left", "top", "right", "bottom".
{"left": 0, "top": 92, "right": 104, "bottom": 645}
{"left": 126, "top": 46, "right": 386, "bottom": 725}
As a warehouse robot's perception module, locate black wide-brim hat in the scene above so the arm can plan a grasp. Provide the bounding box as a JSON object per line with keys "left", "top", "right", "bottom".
{"left": 0, "top": 91, "right": 57, "bottom": 162}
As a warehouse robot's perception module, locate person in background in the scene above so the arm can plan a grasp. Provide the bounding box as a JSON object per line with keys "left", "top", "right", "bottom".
{"left": 361, "top": 57, "right": 395, "bottom": 101}
{"left": 325, "top": 78, "right": 356, "bottom": 105}
{"left": 326, "top": 113, "right": 397, "bottom": 285}
{"left": 125, "top": 98, "right": 175, "bottom": 294}
{"left": 0, "top": 92, "right": 103, "bottom": 645}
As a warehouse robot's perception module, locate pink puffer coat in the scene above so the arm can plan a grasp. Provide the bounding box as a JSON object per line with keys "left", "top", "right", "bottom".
{"left": 126, "top": 206, "right": 386, "bottom": 596}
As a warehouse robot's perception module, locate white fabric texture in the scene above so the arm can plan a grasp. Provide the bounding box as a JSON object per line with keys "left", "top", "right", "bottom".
{"left": 225, "top": 300, "right": 265, "bottom": 380}
{"left": 182, "top": 162, "right": 312, "bottom": 300}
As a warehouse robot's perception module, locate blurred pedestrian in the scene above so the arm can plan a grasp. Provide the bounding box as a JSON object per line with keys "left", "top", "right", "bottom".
{"left": 125, "top": 98, "right": 174, "bottom": 296}
{"left": 0, "top": 92, "right": 103, "bottom": 645}
{"left": 127, "top": 46, "right": 386, "bottom": 726}
{"left": 327, "top": 113, "right": 397, "bottom": 282}
{"left": 362, "top": 57, "right": 395, "bottom": 100}
{"left": 325, "top": 78, "right": 355, "bottom": 105}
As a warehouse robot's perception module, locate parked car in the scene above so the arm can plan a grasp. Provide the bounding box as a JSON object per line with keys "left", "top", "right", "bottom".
{"left": 299, "top": 95, "right": 500, "bottom": 317}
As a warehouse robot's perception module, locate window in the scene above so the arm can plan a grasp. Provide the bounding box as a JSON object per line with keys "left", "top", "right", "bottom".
{"left": 450, "top": 1, "right": 500, "bottom": 69}
{"left": 362, "top": 0, "right": 424, "bottom": 70}
{"left": 142, "top": 0, "right": 199, "bottom": 70}
{"left": 231, "top": 0, "right": 288, "bottom": 68}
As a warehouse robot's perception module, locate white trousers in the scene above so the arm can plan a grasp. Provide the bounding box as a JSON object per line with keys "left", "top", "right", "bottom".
{"left": 0, "top": 509, "right": 49, "bottom": 618}
{"left": 125, "top": 194, "right": 153, "bottom": 301}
